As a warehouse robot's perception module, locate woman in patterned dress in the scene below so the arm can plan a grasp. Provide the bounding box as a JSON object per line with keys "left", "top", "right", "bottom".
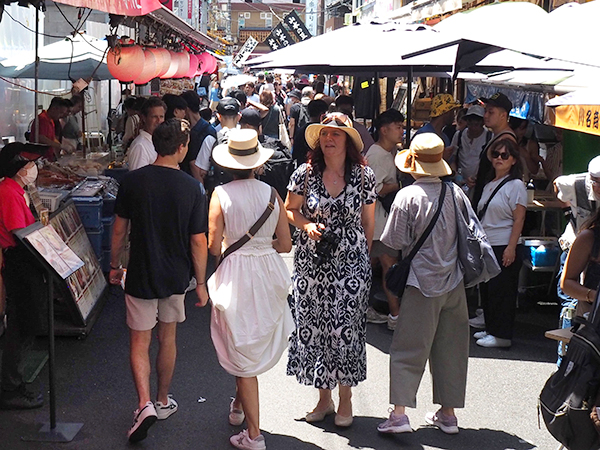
{"left": 285, "top": 112, "right": 376, "bottom": 427}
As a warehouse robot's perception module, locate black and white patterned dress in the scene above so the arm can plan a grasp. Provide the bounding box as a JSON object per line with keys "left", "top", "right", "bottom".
{"left": 286, "top": 163, "right": 377, "bottom": 389}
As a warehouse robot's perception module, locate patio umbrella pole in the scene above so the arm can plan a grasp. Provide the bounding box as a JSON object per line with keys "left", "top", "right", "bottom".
{"left": 406, "top": 66, "right": 413, "bottom": 148}
{"left": 33, "top": 7, "right": 39, "bottom": 144}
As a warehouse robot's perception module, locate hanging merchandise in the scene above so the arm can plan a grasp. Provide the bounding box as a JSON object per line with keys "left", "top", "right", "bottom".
{"left": 148, "top": 47, "right": 171, "bottom": 79}
{"left": 173, "top": 52, "right": 190, "bottom": 78}
{"left": 184, "top": 54, "right": 199, "bottom": 79}
{"left": 107, "top": 39, "right": 145, "bottom": 83}
{"left": 161, "top": 50, "right": 180, "bottom": 79}
{"left": 133, "top": 48, "right": 158, "bottom": 85}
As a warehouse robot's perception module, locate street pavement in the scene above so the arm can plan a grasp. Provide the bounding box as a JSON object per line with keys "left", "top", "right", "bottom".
{"left": 0, "top": 251, "right": 563, "bottom": 449}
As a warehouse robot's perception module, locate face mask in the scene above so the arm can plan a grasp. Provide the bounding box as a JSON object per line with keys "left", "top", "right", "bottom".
{"left": 19, "top": 164, "right": 38, "bottom": 186}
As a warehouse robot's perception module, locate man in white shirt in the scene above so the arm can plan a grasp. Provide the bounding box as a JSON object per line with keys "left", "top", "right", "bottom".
{"left": 128, "top": 97, "right": 166, "bottom": 171}
{"left": 194, "top": 97, "right": 241, "bottom": 192}
{"left": 449, "top": 105, "right": 492, "bottom": 193}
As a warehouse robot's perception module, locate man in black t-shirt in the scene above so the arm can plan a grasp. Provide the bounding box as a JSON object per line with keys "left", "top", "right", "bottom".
{"left": 109, "top": 119, "right": 209, "bottom": 443}
{"left": 179, "top": 90, "right": 216, "bottom": 179}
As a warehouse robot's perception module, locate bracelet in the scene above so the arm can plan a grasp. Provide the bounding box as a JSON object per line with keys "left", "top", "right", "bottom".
{"left": 110, "top": 264, "right": 122, "bottom": 270}
{"left": 586, "top": 288, "right": 593, "bottom": 303}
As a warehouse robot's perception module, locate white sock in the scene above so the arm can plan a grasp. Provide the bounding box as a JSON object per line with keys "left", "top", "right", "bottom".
{"left": 389, "top": 314, "right": 398, "bottom": 320}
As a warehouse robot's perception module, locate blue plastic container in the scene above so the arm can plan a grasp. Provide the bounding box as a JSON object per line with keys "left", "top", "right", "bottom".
{"left": 73, "top": 196, "right": 103, "bottom": 229}
{"left": 86, "top": 225, "right": 104, "bottom": 260}
{"left": 101, "top": 216, "right": 115, "bottom": 249}
{"left": 531, "top": 245, "right": 560, "bottom": 267}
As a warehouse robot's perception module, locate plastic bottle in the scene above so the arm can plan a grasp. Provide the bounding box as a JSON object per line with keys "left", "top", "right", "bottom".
{"left": 527, "top": 179, "right": 535, "bottom": 204}
{"left": 455, "top": 168, "right": 464, "bottom": 186}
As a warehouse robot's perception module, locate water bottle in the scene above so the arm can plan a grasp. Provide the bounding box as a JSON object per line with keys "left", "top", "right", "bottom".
{"left": 527, "top": 179, "right": 535, "bottom": 204}
{"left": 455, "top": 168, "right": 464, "bottom": 186}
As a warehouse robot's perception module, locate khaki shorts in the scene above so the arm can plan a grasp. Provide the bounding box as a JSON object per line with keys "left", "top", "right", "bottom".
{"left": 125, "top": 293, "right": 186, "bottom": 331}
{"left": 371, "top": 240, "right": 399, "bottom": 259}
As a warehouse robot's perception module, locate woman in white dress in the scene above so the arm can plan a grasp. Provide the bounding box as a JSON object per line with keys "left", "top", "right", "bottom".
{"left": 208, "top": 128, "right": 294, "bottom": 450}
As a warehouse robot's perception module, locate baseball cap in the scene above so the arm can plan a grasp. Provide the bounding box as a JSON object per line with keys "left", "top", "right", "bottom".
{"left": 430, "top": 94, "right": 461, "bottom": 118}
{"left": 217, "top": 97, "right": 241, "bottom": 116}
{"left": 288, "top": 89, "right": 301, "bottom": 100}
{"left": 465, "top": 104, "right": 484, "bottom": 119}
{"left": 480, "top": 92, "right": 513, "bottom": 114}
{"left": 239, "top": 108, "right": 261, "bottom": 129}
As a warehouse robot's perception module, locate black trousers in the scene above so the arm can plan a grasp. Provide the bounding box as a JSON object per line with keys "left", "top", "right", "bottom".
{"left": 480, "top": 245, "right": 523, "bottom": 340}
{"left": 1, "top": 246, "right": 46, "bottom": 391}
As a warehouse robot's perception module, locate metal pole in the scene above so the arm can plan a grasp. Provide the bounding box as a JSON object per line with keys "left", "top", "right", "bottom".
{"left": 34, "top": 7, "right": 39, "bottom": 143}
{"left": 406, "top": 66, "right": 413, "bottom": 149}
{"left": 47, "top": 276, "right": 56, "bottom": 429}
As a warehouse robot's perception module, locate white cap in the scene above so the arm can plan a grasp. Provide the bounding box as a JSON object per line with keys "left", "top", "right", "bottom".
{"left": 589, "top": 155, "right": 600, "bottom": 178}
{"left": 465, "top": 104, "right": 484, "bottom": 118}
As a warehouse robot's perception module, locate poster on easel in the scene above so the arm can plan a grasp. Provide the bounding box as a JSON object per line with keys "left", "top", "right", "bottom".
{"left": 48, "top": 202, "right": 107, "bottom": 322}
{"left": 24, "top": 226, "right": 83, "bottom": 279}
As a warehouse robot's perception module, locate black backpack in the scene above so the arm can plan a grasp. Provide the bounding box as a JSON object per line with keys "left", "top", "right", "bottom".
{"left": 539, "top": 293, "right": 600, "bottom": 450}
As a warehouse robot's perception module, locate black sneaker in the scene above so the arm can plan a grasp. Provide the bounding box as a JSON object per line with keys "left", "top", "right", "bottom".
{"left": 127, "top": 401, "right": 157, "bottom": 443}
{"left": 0, "top": 385, "right": 43, "bottom": 410}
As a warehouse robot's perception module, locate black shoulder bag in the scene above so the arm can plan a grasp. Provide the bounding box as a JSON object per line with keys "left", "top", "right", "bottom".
{"left": 385, "top": 182, "right": 447, "bottom": 299}
{"left": 477, "top": 176, "right": 513, "bottom": 221}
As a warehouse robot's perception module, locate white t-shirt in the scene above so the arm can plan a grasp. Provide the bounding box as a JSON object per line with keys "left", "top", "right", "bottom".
{"left": 365, "top": 143, "right": 398, "bottom": 240}
{"left": 195, "top": 135, "right": 216, "bottom": 171}
{"left": 450, "top": 128, "right": 490, "bottom": 179}
{"left": 477, "top": 176, "right": 527, "bottom": 246}
{"left": 128, "top": 130, "right": 157, "bottom": 170}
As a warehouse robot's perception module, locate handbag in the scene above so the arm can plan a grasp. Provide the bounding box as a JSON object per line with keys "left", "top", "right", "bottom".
{"left": 215, "top": 187, "right": 277, "bottom": 270}
{"left": 450, "top": 182, "right": 501, "bottom": 287}
{"left": 385, "top": 182, "right": 446, "bottom": 299}
{"left": 378, "top": 191, "right": 397, "bottom": 213}
{"left": 278, "top": 109, "right": 291, "bottom": 149}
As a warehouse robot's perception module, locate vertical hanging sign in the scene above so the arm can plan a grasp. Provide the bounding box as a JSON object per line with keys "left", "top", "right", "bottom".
{"left": 283, "top": 10, "right": 312, "bottom": 41}
{"left": 272, "top": 22, "right": 294, "bottom": 47}
{"left": 305, "top": 0, "right": 318, "bottom": 37}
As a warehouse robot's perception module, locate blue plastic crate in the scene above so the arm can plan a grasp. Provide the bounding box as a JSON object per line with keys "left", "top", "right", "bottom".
{"left": 86, "top": 226, "right": 103, "bottom": 260}
{"left": 73, "top": 196, "right": 103, "bottom": 229}
{"left": 101, "top": 216, "right": 115, "bottom": 249}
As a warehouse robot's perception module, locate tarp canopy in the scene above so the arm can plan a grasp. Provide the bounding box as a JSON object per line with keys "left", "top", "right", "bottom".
{"left": 246, "top": 21, "right": 573, "bottom": 76}
{"left": 0, "top": 34, "right": 110, "bottom": 80}
{"left": 404, "top": 1, "right": 600, "bottom": 76}
{"left": 53, "top": 0, "right": 163, "bottom": 16}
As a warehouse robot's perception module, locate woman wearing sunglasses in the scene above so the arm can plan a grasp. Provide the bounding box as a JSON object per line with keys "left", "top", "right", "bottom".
{"left": 475, "top": 139, "right": 527, "bottom": 348}
{"left": 285, "top": 112, "right": 376, "bottom": 427}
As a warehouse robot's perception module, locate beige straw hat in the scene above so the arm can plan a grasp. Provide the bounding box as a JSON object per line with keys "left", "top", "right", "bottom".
{"left": 394, "top": 133, "right": 452, "bottom": 177}
{"left": 305, "top": 112, "right": 364, "bottom": 152}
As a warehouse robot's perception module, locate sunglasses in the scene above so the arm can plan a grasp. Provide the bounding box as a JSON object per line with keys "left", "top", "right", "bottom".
{"left": 491, "top": 150, "right": 511, "bottom": 160}
{"left": 321, "top": 113, "right": 350, "bottom": 127}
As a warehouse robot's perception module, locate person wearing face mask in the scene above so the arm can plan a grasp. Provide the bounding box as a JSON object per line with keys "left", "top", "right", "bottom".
{"left": 0, "top": 143, "right": 45, "bottom": 410}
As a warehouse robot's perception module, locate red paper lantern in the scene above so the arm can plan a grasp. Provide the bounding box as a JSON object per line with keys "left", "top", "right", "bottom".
{"left": 173, "top": 52, "right": 190, "bottom": 78}
{"left": 161, "top": 50, "right": 180, "bottom": 79}
{"left": 148, "top": 47, "right": 171, "bottom": 79}
{"left": 196, "top": 52, "right": 218, "bottom": 75}
{"left": 184, "top": 54, "right": 199, "bottom": 79}
{"left": 107, "top": 40, "right": 145, "bottom": 83}
{"left": 133, "top": 49, "right": 158, "bottom": 85}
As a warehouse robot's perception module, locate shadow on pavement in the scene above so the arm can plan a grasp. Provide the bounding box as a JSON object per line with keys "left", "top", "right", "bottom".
{"left": 305, "top": 416, "right": 538, "bottom": 450}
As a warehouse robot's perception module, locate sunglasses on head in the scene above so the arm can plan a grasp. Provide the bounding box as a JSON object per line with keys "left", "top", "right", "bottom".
{"left": 491, "top": 150, "right": 510, "bottom": 160}
{"left": 321, "top": 113, "right": 349, "bottom": 127}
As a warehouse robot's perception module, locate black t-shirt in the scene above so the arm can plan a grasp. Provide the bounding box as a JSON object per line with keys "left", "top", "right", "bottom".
{"left": 115, "top": 165, "right": 208, "bottom": 299}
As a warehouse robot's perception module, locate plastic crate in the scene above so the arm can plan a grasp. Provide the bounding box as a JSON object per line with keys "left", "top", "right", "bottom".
{"left": 102, "top": 195, "right": 116, "bottom": 217}
{"left": 101, "top": 216, "right": 115, "bottom": 249}
{"left": 38, "top": 189, "right": 69, "bottom": 212}
{"left": 86, "top": 226, "right": 103, "bottom": 259}
{"left": 73, "top": 196, "right": 103, "bottom": 229}
{"left": 522, "top": 237, "right": 560, "bottom": 267}
{"left": 103, "top": 167, "right": 129, "bottom": 184}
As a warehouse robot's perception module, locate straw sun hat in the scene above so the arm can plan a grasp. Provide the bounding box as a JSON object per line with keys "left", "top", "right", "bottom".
{"left": 394, "top": 133, "right": 452, "bottom": 177}
{"left": 212, "top": 128, "right": 273, "bottom": 170}
{"left": 305, "top": 113, "right": 364, "bottom": 152}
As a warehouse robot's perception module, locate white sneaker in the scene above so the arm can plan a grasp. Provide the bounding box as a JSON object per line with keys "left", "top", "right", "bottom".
{"left": 473, "top": 330, "right": 488, "bottom": 340}
{"left": 387, "top": 315, "right": 398, "bottom": 331}
{"left": 127, "top": 401, "right": 157, "bottom": 443}
{"left": 229, "top": 398, "right": 245, "bottom": 426}
{"left": 476, "top": 334, "right": 511, "bottom": 348}
{"left": 367, "top": 306, "right": 388, "bottom": 324}
{"left": 468, "top": 314, "right": 485, "bottom": 329}
{"left": 230, "top": 429, "right": 266, "bottom": 450}
{"left": 155, "top": 394, "right": 178, "bottom": 420}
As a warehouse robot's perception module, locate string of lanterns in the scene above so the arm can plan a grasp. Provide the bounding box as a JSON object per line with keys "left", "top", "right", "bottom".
{"left": 107, "top": 38, "right": 218, "bottom": 85}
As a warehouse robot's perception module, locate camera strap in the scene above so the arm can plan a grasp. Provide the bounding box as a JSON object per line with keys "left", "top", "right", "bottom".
{"left": 215, "top": 187, "right": 277, "bottom": 270}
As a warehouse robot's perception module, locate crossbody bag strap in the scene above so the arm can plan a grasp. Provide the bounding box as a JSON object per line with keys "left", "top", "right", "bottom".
{"left": 216, "top": 187, "right": 277, "bottom": 269}
{"left": 405, "top": 181, "right": 446, "bottom": 262}
{"left": 477, "top": 176, "right": 513, "bottom": 221}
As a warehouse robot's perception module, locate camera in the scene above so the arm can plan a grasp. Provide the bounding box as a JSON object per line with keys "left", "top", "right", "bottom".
{"left": 313, "top": 229, "right": 340, "bottom": 266}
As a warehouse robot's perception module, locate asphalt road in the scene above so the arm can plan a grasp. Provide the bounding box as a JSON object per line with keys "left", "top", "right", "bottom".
{"left": 0, "top": 251, "right": 563, "bottom": 450}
